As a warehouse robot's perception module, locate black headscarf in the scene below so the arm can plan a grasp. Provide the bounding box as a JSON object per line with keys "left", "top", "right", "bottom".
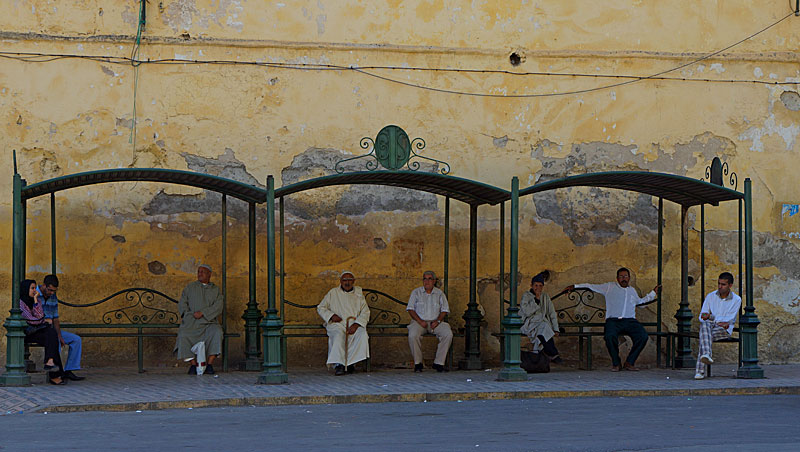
{"left": 20, "top": 279, "right": 36, "bottom": 309}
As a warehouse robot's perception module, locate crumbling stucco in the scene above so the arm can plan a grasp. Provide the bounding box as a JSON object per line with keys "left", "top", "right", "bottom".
{"left": 281, "top": 147, "right": 438, "bottom": 219}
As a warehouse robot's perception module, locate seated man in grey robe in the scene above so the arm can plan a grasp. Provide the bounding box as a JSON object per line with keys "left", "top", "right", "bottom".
{"left": 520, "top": 272, "right": 562, "bottom": 364}
{"left": 176, "top": 264, "right": 224, "bottom": 375}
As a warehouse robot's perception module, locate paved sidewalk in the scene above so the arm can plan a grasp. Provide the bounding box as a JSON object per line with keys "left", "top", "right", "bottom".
{"left": 1, "top": 364, "right": 798, "bottom": 415}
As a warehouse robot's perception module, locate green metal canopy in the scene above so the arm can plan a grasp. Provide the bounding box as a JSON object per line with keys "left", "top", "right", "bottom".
{"left": 519, "top": 171, "right": 743, "bottom": 207}
{"left": 21, "top": 168, "right": 266, "bottom": 203}
{"left": 275, "top": 171, "right": 510, "bottom": 206}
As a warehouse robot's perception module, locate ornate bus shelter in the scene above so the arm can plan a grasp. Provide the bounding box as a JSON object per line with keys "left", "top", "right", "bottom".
{"left": 499, "top": 161, "right": 764, "bottom": 380}
{"left": 256, "top": 125, "right": 512, "bottom": 383}
{"left": 1, "top": 152, "right": 267, "bottom": 385}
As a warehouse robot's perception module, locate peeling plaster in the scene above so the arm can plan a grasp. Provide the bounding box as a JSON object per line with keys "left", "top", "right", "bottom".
{"left": 281, "top": 147, "right": 438, "bottom": 220}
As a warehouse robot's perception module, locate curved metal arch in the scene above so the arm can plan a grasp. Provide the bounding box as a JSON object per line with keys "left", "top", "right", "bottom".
{"left": 276, "top": 170, "right": 510, "bottom": 206}
{"left": 21, "top": 168, "right": 267, "bottom": 203}
{"left": 519, "top": 171, "right": 743, "bottom": 207}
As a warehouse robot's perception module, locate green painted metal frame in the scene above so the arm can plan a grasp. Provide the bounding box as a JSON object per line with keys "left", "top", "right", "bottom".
{"left": 258, "top": 176, "right": 289, "bottom": 384}
{"left": 497, "top": 177, "right": 526, "bottom": 380}
{"left": 3, "top": 157, "right": 263, "bottom": 384}
{"left": 272, "top": 170, "right": 509, "bottom": 378}
{"left": 514, "top": 170, "right": 760, "bottom": 376}
{"left": 0, "top": 155, "right": 31, "bottom": 386}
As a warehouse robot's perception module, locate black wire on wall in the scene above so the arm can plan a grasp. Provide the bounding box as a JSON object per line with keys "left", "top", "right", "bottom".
{"left": 0, "top": 10, "right": 796, "bottom": 98}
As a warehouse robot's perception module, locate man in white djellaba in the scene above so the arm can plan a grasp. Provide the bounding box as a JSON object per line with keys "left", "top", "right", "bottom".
{"left": 317, "top": 271, "right": 370, "bottom": 376}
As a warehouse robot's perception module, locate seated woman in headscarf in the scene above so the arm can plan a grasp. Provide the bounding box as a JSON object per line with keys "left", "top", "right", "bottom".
{"left": 520, "top": 272, "right": 563, "bottom": 364}
{"left": 19, "top": 279, "right": 66, "bottom": 385}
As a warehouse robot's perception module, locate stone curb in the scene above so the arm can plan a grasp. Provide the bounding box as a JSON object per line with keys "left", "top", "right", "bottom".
{"left": 40, "top": 386, "right": 800, "bottom": 413}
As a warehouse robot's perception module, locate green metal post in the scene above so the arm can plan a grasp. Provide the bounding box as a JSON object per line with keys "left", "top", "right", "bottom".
{"left": 241, "top": 202, "right": 262, "bottom": 371}
{"left": 739, "top": 200, "right": 743, "bottom": 301}
{"left": 221, "top": 195, "right": 229, "bottom": 372}
{"left": 50, "top": 193, "right": 56, "bottom": 274}
{"left": 700, "top": 205, "right": 705, "bottom": 302}
{"left": 280, "top": 198, "right": 285, "bottom": 319}
{"left": 459, "top": 203, "right": 483, "bottom": 370}
{"left": 674, "top": 205, "right": 694, "bottom": 368}
{"left": 657, "top": 198, "right": 663, "bottom": 367}
{"left": 498, "top": 177, "right": 527, "bottom": 381}
{"left": 737, "top": 178, "right": 763, "bottom": 378}
{"left": 21, "top": 197, "right": 26, "bottom": 276}
{"left": 444, "top": 197, "right": 450, "bottom": 298}
{"left": 1, "top": 165, "right": 31, "bottom": 386}
{"left": 499, "top": 201, "right": 505, "bottom": 322}
{"left": 258, "top": 176, "right": 289, "bottom": 384}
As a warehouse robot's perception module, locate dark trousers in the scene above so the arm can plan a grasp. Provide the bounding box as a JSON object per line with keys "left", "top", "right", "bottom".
{"left": 25, "top": 325, "right": 64, "bottom": 378}
{"left": 537, "top": 335, "right": 560, "bottom": 358}
{"left": 604, "top": 318, "right": 648, "bottom": 366}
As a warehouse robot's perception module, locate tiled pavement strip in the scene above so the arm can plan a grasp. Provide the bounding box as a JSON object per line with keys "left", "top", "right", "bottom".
{"left": 1, "top": 364, "right": 798, "bottom": 415}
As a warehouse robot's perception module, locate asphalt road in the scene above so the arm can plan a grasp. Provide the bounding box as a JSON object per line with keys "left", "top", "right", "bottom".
{"left": 1, "top": 395, "right": 797, "bottom": 451}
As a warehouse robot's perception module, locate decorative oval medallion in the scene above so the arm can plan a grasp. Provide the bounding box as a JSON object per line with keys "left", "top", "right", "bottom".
{"left": 374, "top": 125, "right": 411, "bottom": 170}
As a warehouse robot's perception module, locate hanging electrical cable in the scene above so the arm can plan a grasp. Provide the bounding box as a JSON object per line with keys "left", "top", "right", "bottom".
{"left": 128, "top": 0, "right": 145, "bottom": 151}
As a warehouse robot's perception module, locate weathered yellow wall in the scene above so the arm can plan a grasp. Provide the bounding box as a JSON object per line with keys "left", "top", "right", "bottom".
{"left": 2, "top": 1, "right": 800, "bottom": 369}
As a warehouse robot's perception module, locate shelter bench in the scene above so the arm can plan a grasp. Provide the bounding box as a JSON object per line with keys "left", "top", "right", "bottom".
{"left": 668, "top": 328, "right": 740, "bottom": 376}
{"left": 281, "top": 288, "right": 461, "bottom": 371}
{"left": 24, "top": 287, "right": 239, "bottom": 373}
{"left": 496, "top": 288, "right": 669, "bottom": 369}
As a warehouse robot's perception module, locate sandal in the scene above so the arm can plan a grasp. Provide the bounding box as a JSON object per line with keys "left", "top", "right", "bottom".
{"left": 49, "top": 377, "right": 66, "bottom": 385}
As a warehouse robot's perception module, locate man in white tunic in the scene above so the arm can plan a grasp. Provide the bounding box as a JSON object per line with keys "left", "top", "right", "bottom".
{"left": 694, "top": 272, "right": 741, "bottom": 380}
{"left": 176, "top": 264, "right": 224, "bottom": 375}
{"left": 317, "top": 271, "right": 370, "bottom": 376}
{"left": 520, "top": 272, "right": 562, "bottom": 364}
{"left": 566, "top": 267, "right": 660, "bottom": 372}
{"left": 407, "top": 271, "right": 453, "bottom": 372}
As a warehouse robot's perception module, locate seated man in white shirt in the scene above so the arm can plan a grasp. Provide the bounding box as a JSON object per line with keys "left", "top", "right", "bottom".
{"left": 407, "top": 271, "right": 453, "bottom": 372}
{"left": 694, "top": 272, "right": 741, "bottom": 380}
{"left": 566, "top": 267, "right": 660, "bottom": 372}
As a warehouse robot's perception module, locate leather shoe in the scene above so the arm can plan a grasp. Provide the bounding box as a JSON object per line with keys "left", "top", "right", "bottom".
{"left": 205, "top": 364, "right": 215, "bottom": 375}
{"left": 64, "top": 371, "right": 85, "bottom": 381}
{"left": 414, "top": 363, "right": 423, "bottom": 373}
{"left": 623, "top": 362, "right": 641, "bottom": 371}
{"left": 610, "top": 365, "right": 621, "bottom": 372}
{"left": 433, "top": 364, "right": 448, "bottom": 373}
{"left": 346, "top": 365, "right": 355, "bottom": 374}
{"left": 49, "top": 377, "right": 66, "bottom": 385}
{"left": 334, "top": 364, "right": 345, "bottom": 376}
{"left": 187, "top": 365, "right": 197, "bottom": 375}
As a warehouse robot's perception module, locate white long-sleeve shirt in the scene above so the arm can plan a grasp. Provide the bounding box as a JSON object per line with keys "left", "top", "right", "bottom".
{"left": 575, "top": 282, "right": 656, "bottom": 320}
{"left": 699, "top": 290, "right": 741, "bottom": 335}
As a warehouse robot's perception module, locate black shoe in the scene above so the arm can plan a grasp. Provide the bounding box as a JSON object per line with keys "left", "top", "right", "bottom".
{"left": 188, "top": 365, "right": 197, "bottom": 375}
{"left": 433, "top": 364, "right": 448, "bottom": 373}
{"left": 551, "top": 356, "right": 564, "bottom": 365}
{"left": 205, "top": 364, "right": 215, "bottom": 375}
{"left": 346, "top": 365, "right": 355, "bottom": 374}
{"left": 414, "top": 363, "right": 423, "bottom": 373}
{"left": 334, "top": 364, "right": 345, "bottom": 376}
{"left": 64, "top": 371, "right": 85, "bottom": 381}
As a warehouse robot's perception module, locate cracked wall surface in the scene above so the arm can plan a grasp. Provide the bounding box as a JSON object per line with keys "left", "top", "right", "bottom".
{"left": 2, "top": 0, "right": 800, "bottom": 368}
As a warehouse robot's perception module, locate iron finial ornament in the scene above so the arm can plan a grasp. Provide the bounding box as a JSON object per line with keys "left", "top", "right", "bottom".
{"left": 335, "top": 125, "right": 451, "bottom": 174}
{"left": 703, "top": 156, "right": 738, "bottom": 191}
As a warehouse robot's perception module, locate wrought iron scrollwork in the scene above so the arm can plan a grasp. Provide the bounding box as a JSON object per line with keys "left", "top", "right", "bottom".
{"left": 703, "top": 157, "right": 738, "bottom": 191}
{"left": 553, "top": 288, "right": 605, "bottom": 324}
{"left": 334, "top": 126, "right": 450, "bottom": 174}
{"left": 58, "top": 288, "right": 181, "bottom": 325}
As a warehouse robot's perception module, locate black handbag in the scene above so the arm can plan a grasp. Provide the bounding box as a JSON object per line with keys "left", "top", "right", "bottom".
{"left": 24, "top": 322, "right": 49, "bottom": 336}
{"left": 520, "top": 350, "right": 551, "bottom": 373}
